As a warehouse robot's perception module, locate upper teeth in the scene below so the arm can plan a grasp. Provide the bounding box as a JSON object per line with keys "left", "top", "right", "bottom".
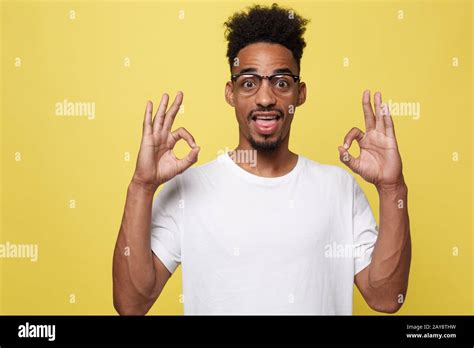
{"left": 256, "top": 116, "right": 277, "bottom": 120}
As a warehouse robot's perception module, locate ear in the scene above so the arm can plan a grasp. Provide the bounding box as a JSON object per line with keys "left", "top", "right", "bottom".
{"left": 296, "top": 81, "right": 306, "bottom": 107}
{"left": 225, "top": 81, "right": 235, "bottom": 107}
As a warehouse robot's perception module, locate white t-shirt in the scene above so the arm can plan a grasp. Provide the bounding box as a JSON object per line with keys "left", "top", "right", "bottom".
{"left": 150, "top": 152, "right": 378, "bottom": 315}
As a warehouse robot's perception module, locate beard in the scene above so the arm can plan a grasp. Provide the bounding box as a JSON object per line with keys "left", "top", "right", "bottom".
{"left": 248, "top": 134, "right": 283, "bottom": 152}
{"left": 246, "top": 107, "right": 286, "bottom": 152}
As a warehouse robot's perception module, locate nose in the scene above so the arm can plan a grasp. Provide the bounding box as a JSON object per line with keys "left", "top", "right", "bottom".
{"left": 254, "top": 79, "right": 277, "bottom": 108}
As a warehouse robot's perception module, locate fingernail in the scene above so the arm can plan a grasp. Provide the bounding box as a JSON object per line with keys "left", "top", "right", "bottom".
{"left": 343, "top": 143, "right": 349, "bottom": 149}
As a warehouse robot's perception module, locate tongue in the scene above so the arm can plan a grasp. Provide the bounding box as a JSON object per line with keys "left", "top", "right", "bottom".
{"left": 255, "top": 119, "right": 277, "bottom": 126}
{"left": 254, "top": 118, "right": 278, "bottom": 134}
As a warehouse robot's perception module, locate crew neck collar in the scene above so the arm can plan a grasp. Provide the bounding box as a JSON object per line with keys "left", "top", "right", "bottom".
{"left": 220, "top": 151, "right": 304, "bottom": 186}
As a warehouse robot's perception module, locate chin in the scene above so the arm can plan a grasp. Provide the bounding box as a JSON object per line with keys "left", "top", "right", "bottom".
{"left": 248, "top": 134, "right": 283, "bottom": 152}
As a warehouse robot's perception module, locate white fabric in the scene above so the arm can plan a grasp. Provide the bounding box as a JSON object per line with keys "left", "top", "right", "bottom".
{"left": 150, "top": 153, "right": 378, "bottom": 314}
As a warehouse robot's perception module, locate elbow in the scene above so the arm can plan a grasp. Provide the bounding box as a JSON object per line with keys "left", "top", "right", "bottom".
{"left": 113, "top": 290, "right": 151, "bottom": 316}
{"left": 115, "top": 308, "right": 147, "bottom": 316}
{"left": 112, "top": 274, "right": 153, "bottom": 316}
{"left": 372, "top": 302, "right": 402, "bottom": 314}
{"left": 365, "top": 275, "right": 409, "bottom": 314}
{"left": 113, "top": 299, "right": 149, "bottom": 316}
{"left": 368, "top": 297, "right": 404, "bottom": 314}
{"left": 365, "top": 285, "right": 406, "bottom": 314}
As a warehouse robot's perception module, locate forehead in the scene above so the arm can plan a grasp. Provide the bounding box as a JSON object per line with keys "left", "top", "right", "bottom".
{"left": 233, "top": 42, "right": 298, "bottom": 74}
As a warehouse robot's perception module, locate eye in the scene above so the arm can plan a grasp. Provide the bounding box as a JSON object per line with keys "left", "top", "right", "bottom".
{"left": 273, "top": 77, "right": 290, "bottom": 89}
{"left": 242, "top": 80, "right": 256, "bottom": 89}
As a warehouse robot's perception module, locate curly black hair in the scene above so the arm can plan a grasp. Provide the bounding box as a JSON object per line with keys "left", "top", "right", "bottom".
{"left": 224, "top": 3, "right": 310, "bottom": 73}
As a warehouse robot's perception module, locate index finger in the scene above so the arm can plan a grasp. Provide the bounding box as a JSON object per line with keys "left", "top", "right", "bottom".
{"left": 162, "top": 91, "right": 184, "bottom": 132}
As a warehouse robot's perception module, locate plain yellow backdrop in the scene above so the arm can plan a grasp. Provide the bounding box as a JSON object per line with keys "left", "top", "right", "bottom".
{"left": 1, "top": 0, "right": 472, "bottom": 315}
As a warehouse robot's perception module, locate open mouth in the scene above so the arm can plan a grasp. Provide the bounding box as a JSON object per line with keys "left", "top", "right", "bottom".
{"left": 251, "top": 113, "right": 282, "bottom": 135}
{"left": 251, "top": 115, "right": 282, "bottom": 121}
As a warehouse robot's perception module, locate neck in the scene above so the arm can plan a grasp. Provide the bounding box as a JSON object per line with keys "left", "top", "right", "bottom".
{"left": 230, "top": 134, "right": 298, "bottom": 178}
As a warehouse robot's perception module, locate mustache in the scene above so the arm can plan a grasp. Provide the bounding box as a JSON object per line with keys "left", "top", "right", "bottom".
{"left": 247, "top": 108, "right": 284, "bottom": 121}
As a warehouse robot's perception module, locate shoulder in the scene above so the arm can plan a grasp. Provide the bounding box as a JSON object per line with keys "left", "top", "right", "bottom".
{"left": 169, "top": 155, "right": 225, "bottom": 192}
{"left": 300, "top": 155, "right": 355, "bottom": 187}
{"left": 181, "top": 155, "right": 223, "bottom": 178}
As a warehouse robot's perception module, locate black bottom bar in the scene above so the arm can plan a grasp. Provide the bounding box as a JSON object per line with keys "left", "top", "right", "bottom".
{"left": 0, "top": 315, "right": 473, "bottom": 346}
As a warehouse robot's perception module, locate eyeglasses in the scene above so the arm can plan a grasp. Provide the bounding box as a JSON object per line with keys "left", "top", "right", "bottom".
{"left": 231, "top": 73, "right": 300, "bottom": 96}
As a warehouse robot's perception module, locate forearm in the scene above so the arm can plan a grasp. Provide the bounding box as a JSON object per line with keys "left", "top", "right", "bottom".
{"left": 112, "top": 181, "right": 158, "bottom": 314}
{"left": 368, "top": 179, "right": 411, "bottom": 308}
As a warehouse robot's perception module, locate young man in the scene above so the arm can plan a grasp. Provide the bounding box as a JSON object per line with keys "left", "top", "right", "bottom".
{"left": 113, "top": 3, "right": 411, "bottom": 315}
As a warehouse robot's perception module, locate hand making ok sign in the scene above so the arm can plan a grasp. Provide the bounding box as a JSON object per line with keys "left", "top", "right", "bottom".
{"left": 338, "top": 90, "right": 404, "bottom": 190}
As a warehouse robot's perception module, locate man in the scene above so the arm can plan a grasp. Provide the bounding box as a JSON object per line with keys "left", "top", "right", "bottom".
{"left": 113, "top": 3, "right": 411, "bottom": 315}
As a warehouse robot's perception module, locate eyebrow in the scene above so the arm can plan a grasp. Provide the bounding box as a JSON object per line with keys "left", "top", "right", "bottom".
{"left": 237, "top": 67, "right": 296, "bottom": 75}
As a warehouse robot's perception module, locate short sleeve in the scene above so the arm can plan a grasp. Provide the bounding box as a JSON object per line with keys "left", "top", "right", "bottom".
{"left": 150, "top": 176, "right": 183, "bottom": 274}
{"left": 352, "top": 177, "right": 379, "bottom": 275}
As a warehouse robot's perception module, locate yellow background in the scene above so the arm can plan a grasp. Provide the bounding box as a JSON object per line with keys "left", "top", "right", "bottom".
{"left": 1, "top": 0, "right": 472, "bottom": 315}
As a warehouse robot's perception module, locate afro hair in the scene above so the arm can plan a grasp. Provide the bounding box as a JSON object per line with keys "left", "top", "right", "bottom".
{"left": 224, "top": 3, "right": 310, "bottom": 72}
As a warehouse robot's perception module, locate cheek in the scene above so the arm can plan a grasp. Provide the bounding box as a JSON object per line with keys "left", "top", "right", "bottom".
{"left": 282, "top": 101, "right": 297, "bottom": 130}
{"left": 235, "top": 100, "right": 251, "bottom": 122}
{"left": 284, "top": 97, "right": 298, "bottom": 115}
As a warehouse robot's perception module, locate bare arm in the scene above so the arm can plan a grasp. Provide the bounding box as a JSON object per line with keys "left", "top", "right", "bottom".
{"left": 113, "top": 92, "right": 200, "bottom": 315}
{"left": 355, "top": 180, "right": 411, "bottom": 313}
{"left": 338, "top": 90, "right": 411, "bottom": 313}
{"left": 112, "top": 181, "right": 171, "bottom": 315}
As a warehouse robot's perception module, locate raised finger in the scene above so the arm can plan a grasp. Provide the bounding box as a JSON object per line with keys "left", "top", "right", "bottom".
{"left": 153, "top": 93, "right": 169, "bottom": 133}
{"left": 142, "top": 101, "right": 153, "bottom": 136}
{"left": 162, "top": 91, "right": 184, "bottom": 132}
{"left": 382, "top": 103, "right": 396, "bottom": 138}
{"left": 374, "top": 91, "right": 385, "bottom": 133}
{"left": 362, "top": 90, "right": 375, "bottom": 131}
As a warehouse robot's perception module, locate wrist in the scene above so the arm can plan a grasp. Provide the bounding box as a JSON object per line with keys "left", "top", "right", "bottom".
{"left": 376, "top": 177, "right": 407, "bottom": 196}
{"left": 129, "top": 178, "right": 159, "bottom": 196}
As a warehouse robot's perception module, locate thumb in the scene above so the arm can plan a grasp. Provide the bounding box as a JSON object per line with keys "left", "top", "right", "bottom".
{"left": 176, "top": 146, "right": 200, "bottom": 174}
{"left": 338, "top": 145, "right": 359, "bottom": 172}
